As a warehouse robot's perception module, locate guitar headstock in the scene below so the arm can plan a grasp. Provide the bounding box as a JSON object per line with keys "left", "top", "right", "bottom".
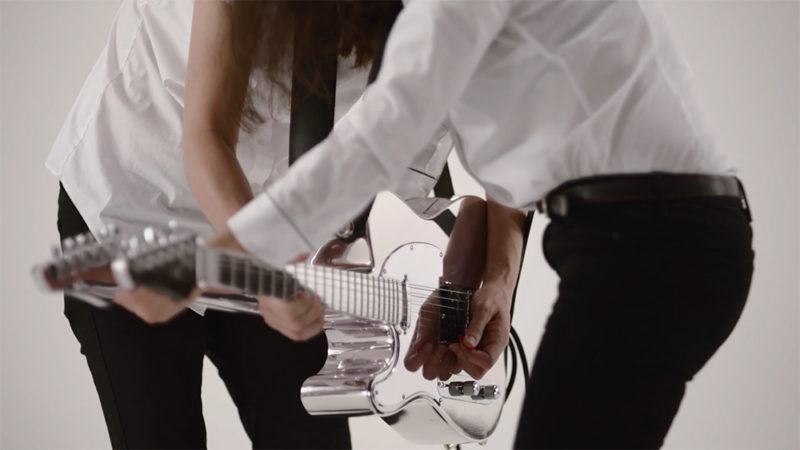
{"left": 32, "top": 224, "right": 123, "bottom": 291}
{"left": 111, "top": 224, "right": 199, "bottom": 300}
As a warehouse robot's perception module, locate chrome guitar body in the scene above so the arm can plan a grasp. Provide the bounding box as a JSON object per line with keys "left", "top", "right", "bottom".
{"left": 300, "top": 193, "right": 505, "bottom": 444}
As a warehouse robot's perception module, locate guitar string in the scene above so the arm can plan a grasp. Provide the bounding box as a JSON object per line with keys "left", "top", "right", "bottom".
{"left": 221, "top": 256, "right": 472, "bottom": 298}
{"left": 212, "top": 257, "right": 469, "bottom": 327}
{"left": 218, "top": 258, "right": 462, "bottom": 333}
{"left": 221, "top": 257, "right": 474, "bottom": 307}
{"left": 223, "top": 272, "right": 471, "bottom": 311}
{"left": 220, "top": 255, "right": 475, "bottom": 312}
{"left": 282, "top": 267, "right": 473, "bottom": 304}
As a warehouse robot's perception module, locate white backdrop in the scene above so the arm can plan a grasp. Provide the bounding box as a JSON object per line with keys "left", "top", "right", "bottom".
{"left": 1, "top": 1, "right": 798, "bottom": 449}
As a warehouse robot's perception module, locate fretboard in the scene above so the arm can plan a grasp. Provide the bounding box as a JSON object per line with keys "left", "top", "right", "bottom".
{"left": 217, "top": 254, "right": 406, "bottom": 326}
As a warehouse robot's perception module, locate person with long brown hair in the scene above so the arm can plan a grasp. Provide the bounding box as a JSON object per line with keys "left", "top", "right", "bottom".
{"left": 48, "top": 0, "right": 482, "bottom": 447}
{"left": 121, "top": 0, "right": 755, "bottom": 448}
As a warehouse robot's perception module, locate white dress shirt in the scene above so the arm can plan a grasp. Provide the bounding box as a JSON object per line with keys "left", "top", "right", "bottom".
{"left": 228, "top": 0, "right": 734, "bottom": 268}
{"left": 47, "top": 0, "right": 449, "bottom": 239}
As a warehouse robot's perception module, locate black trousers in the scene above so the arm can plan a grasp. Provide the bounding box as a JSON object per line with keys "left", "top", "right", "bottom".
{"left": 57, "top": 185, "right": 351, "bottom": 449}
{"left": 514, "top": 194, "right": 754, "bottom": 448}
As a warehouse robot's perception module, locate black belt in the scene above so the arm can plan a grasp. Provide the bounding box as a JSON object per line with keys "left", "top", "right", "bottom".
{"left": 536, "top": 173, "right": 751, "bottom": 220}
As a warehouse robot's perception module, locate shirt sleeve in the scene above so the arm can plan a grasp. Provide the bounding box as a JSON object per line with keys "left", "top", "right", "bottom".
{"left": 228, "top": 0, "right": 513, "bottom": 268}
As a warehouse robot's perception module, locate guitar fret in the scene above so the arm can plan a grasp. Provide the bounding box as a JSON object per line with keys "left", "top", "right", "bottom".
{"left": 338, "top": 268, "right": 342, "bottom": 312}
{"left": 348, "top": 271, "right": 353, "bottom": 316}
{"left": 323, "top": 266, "right": 329, "bottom": 308}
{"left": 268, "top": 267, "right": 273, "bottom": 297}
{"left": 377, "top": 277, "right": 382, "bottom": 322}
{"left": 360, "top": 273, "right": 365, "bottom": 318}
{"left": 257, "top": 266, "right": 263, "bottom": 296}
{"left": 389, "top": 280, "right": 394, "bottom": 324}
{"left": 243, "top": 259, "right": 250, "bottom": 294}
{"left": 296, "top": 265, "right": 302, "bottom": 299}
{"left": 246, "top": 261, "right": 256, "bottom": 294}
{"left": 368, "top": 275, "right": 372, "bottom": 320}
{"left": 282, "top": 268, "right": 287, "bottom": 300}
{"left": 301, "top": 266, "right": 306, "bottom": 299}
{"left": 350, "top": 272, "right": 359, "bottom": 315}
{"left": 318, "top": 266, "right": 322, "bottom": 304}
{"left": 328, "top": 266, "right": 334, "bottom": 309}
{"left": 327, "top": 266, "right": 333, "bottom": 310}
{"left": 334, "top": 267, "right": 340, "bottom": 311}
{"left": 369, "top": 275, "right": 374, "bottom": 320}
{"left": 230, "top": 257, "right": 238, "bottom": 289}
{"left": 379, "top": 278, "right": 384, "bottom": 322}
{"left": 249, "top": 265, "right": 257, "bottom": 294}
{"left": 361, "top": 273, "right": 366, "bottom": 318}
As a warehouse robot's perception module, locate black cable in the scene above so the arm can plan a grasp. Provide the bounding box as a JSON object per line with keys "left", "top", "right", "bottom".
{"left": 510, "top": 326, "right": 529, "bottom": 392}
{"left": 504, "top": 334, "right": 518, "bottom": 402}
{"left": 503, "top": 211, "right": 534, "bottom": 403}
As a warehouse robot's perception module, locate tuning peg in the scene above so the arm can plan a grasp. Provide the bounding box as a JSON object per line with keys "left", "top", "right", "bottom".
{"left": 127, "top": 235, "right": 141, "bottom": 251}
{"left": 143, "top": 226, "right": 157, "bottom": 244}
{"left": 99, "top": 223, "right": 119, "bottom": 240}
{"left": 75, "top": 234, "right": 87, "bottom": 246}
{"left": 167, "top": 219, "right": 179, "bottom": 230}
{"left": 51, "top": 245, "right": 62, "bottom": 258}
{"left": 62, "top": 237, "right": 75, "bottom": 250}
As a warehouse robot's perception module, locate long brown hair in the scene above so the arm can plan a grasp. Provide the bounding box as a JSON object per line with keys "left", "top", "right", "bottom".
{"left": 231, "top": 1, "right": 401, "bottom": 129}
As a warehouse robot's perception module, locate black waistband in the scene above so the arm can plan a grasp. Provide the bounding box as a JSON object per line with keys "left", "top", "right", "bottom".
{"left": 536, "top": 173, "right": 750, "bottom": 220}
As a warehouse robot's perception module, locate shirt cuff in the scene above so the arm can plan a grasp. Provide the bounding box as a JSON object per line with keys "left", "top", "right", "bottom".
{"left": 227, "top": 192, "right": 313, "bottom": 268}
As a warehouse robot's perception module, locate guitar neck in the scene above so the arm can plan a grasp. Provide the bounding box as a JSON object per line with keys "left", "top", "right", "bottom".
{"left": 208, "top": 252, "right": 407, "bottom": 327}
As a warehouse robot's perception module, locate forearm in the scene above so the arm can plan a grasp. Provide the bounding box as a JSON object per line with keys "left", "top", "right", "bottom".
{"left": 183, "top": 0, "right": 254, "bottom": 232}
{"left": 483, "top": 196, "right": 527, "bottom": 304}
{"left": 184, "top": 130, "right": 253, "bottom": 231}
{"left": 441, "top": 197, "right": 488, "bottom": 289}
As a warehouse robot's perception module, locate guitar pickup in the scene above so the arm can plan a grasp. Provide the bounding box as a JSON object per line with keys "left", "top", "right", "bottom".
{"left": 437, "top": 281, "right": 473, "bottom": 343}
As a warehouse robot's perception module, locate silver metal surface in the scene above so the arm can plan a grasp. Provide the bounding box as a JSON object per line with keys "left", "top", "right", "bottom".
{"left": 193, "top": 295, "right": 259, "bottom": 314}
{"left": 298, "top": 193, "right": 506, "bottom": 444}
{"left": 311, "top": 226, "right": 374, "bottom": 272}
{"left": 63, "top": 286, "right": 113, "bottom": 308}
{"left": 402, "top": 195, "right": 477, "bottom": 221}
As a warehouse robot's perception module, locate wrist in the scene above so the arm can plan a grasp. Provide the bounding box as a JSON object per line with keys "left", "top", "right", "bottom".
{"left": 479, "top": 276, "right": 516, "bottom": 308}
{"left": 205, "top": 226, "right": 246, "bottom": 253}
